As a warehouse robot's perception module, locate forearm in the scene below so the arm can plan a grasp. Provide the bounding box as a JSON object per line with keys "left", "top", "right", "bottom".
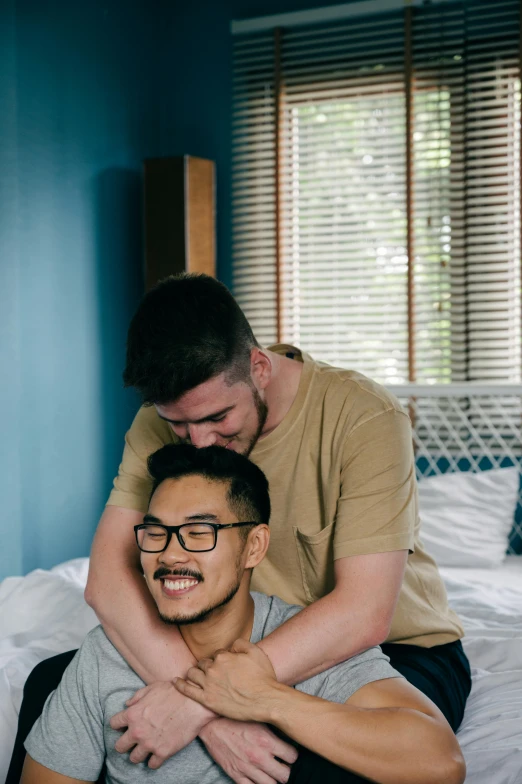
{"left": 94, "top": 573, "right": 195, "bottom": 683}
{"left": 258, "top": 551, "right": 407, "bottom": 685}
{"left": 262, "top": 687, "right": 462, "bottom": 784}
{"left": 258, "top": 590, "right": 385, "bottom": 684}
{"left": 85, "top": 505, "right": 195, "bottom": 683}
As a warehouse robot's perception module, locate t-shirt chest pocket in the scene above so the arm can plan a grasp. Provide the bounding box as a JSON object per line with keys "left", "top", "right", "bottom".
{"left": 293, "top": 522, "right": 336, "bottom": 604}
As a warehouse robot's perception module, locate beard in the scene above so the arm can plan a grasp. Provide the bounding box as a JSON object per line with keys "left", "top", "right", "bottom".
{"left": 243, "top": 385, "right": 268, "bottom": 457}
{"left": 157, "top": 551, "right": 245, "bottom": 627}
{"left": 159, "top": 578, "right": 242, "bottom": 626}
{"left": 177, "top": 384, "right": 267, "bottom": 457}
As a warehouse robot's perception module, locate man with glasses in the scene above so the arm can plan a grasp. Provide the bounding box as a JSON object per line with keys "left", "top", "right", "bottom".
{"left": 21, "top": 444, "right": 465, "bottom": 784}
{"left": 8, "top": 273, "right": 470, "bottom": 784}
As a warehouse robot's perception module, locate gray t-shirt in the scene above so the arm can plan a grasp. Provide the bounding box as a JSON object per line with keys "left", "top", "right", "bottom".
{"left": 26, "top": 592, "right": 402, "bottom": 783}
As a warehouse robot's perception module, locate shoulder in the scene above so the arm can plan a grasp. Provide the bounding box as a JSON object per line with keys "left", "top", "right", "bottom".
{"left": 73, "top": 626, "right": 144, "bottom": 698}
{"left": 298, "top": 646, "right": 403, "bottom": 704}
{"left": 127, "top": 404, "right": 175, "bottom": 452}
{"left": 273, "top": 344, "right": 405, "bottom": 423}
{"left": 270, "top": 344, "right": 410, "bottom": 436}
{"left": 251, "top": 593, "right": 303, "bottom": 642}
{"left": 73, "top": 625, "right": 113, "bottom": 667}
{"left": 79, "top": 625, "right": 129, "bottom": 670}
{"left": 311, "top": 359, "right": 404, "bottom": 417}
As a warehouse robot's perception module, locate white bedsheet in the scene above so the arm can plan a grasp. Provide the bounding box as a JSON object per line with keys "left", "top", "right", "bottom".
{"left": 0, "top": 559, "right": 98, "bottom": 779}
{"left": 0, "top": 557, "right": 521, "bottom": 782}
{"left": 440, "top": 557, "right": 522, "bottom": 783}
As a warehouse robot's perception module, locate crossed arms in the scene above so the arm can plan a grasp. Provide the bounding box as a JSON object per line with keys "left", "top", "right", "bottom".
{"left": 22, "top": 638, "right": 465, "bottom": 784}
{"left": 40, "top": 409, "right": 454, "bottom": 780}
{"left": 80, "top": 504, "right": 410, "bottom": 779}
{"left": 176, "top": 640, "right": 465, "bottom": 784}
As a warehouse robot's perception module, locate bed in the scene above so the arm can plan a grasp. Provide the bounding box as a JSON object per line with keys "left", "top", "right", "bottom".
{"left": 1, "top": 385, "right": 521, "bottom": 782}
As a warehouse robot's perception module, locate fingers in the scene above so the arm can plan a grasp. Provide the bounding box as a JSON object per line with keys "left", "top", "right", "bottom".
{"left": 126, "top": 685, "right": 149, "bottom": 707}
{"left": 110, "top": 710, "right": 129, "bottom": 731}
{"left": 241, "top": 768, "right": 279, "bottom": 784}
{"left": 272, "top": 739, "right": 299, "bottom": 766}
{"left": 113, "top": 729, "right": 135, "bottom": 754}
{"left": 231, "top": 638, "right": 255, "bottom": 653}
{"left": 186, "top": 666, "right": 206, "bottom": 687}
{"left": 196, "top": 657, "right": 214, "bottom": 674}
{"left": 148, "top": 753, "right": 164, "bottom": 770}
{"left": 263, "top": 758, "right": 293, "bottom": 783}
{"left": 129, "top": 744, "right": 150, "bottom": 764}
{"left": 204, "top": 650, "right": 234, "bottom": 666}
{"left": 174, "top": 677, "right": 207, "bottom": 705}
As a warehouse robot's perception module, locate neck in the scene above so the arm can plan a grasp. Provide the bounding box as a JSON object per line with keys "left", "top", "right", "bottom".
{"left": 179, "top": 582, "right": 255, "bottom": 661}
{"left": 260, "top": 350, "right": 303, "bottom": 437}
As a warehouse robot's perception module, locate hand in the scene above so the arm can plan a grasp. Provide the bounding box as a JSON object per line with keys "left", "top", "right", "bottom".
{"left": 175, "top": 639, "right": 281, "bottom": 723}
{"left": 200, "top": 717, "right": 298, "bottom": 784}
{"left": 110, "top": 680, "right": 215, "bottom": 768}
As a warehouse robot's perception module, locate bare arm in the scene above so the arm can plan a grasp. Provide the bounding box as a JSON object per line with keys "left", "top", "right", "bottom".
{"left": 176, "top": 644, "right": 465, "bottom": 784}
{"left": 264, "top": 678, "right": 465, "bottom": 784}
{"left": 84, "top": 505, "right": 196, "bottom": 683}
{"left": 260, "top": 409, "right": 416, "bottom": 684}
{"left": 21, "top": 756, "right": 90, "bottom": 784}
{"left": 85, "top": 505, "right": 305, "bottom": 778}
{"left": 86, "top": 507, "right": 406, "bottom": 687}
{"left": 258, "top": 549, "right": 408, "bottom": 684}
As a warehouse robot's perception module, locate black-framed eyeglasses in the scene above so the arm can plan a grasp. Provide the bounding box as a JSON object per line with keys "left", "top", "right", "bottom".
{"left": 134, "top": 522, "right": 258, "bottom": 553}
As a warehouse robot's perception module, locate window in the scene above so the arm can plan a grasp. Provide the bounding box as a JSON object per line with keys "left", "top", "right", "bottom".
{"left": 232, "top": 0, "right": 521, "bottom": 384}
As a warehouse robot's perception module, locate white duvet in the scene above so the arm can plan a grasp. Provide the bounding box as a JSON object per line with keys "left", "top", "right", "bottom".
{"left": 440, "top": 559, "right": 522, "bottom": 783}
{"left": 1, "top": 557, "right": 521, "bottom": 783}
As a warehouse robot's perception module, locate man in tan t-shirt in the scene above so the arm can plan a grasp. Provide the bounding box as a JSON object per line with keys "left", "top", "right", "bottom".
{"left": 9, "top": 274, "right": 470, "bottom": 784}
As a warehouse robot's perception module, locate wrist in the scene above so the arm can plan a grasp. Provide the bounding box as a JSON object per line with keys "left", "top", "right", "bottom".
{"left": 256, "top": 681, "right": 294, "bottom": 725}
{"left": 256, "top": 640, "right": 287, "bottom": 684}
{"left": 176, "top": 682, "right": 216, "bottom": 730}
{"left": 198, "top": 715, "right": 223, "bottom": 741}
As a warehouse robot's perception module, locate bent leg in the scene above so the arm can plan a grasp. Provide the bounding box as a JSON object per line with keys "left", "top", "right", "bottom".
{"left": 381, "top": 639, "right": 471, "bottom": 732}
{"left": 6, "top": 651, "right": 77, "bottom": 783}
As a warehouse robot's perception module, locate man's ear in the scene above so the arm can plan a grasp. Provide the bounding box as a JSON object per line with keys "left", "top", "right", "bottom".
{"left": 244, "top": 524, "right": 270, "bottom": 570}
{"left": 250, "top": 348, "right": 272, "bottom": 391}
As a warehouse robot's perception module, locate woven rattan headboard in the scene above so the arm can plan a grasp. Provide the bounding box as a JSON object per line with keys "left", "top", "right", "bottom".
{"left": 387, "top": 384, "right": 522, "bottom": 555}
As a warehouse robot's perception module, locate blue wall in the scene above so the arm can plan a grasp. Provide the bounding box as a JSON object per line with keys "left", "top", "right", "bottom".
{"left": 0, "top": 0, "right": 170, "bottom": 578}
{"left": 0, "top": 0, "right": 358, "bottom": 578}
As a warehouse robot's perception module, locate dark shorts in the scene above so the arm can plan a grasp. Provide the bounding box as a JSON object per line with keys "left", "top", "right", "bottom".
{"left": 7, "top": 639, "right": 471, "bottom": 784}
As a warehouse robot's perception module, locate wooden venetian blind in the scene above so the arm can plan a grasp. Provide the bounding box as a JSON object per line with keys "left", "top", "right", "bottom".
{"left": 231, "top": 0, "right": 521, "bottom": 384}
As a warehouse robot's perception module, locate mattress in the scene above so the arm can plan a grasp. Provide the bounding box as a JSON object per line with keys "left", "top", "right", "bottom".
{"left": 0, "top": 557, "right": 521, "bottom": 782}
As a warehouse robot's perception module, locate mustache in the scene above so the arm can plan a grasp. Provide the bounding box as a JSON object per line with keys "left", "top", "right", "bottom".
{"left": 153, "top": 566, "right": 204, "bottom": 582}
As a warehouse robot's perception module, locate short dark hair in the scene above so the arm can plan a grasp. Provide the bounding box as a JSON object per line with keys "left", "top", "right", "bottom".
{"left": 124, "top": 274, "right": 259, "bottom": 404}
{"left": 147, "top": 444, "right": 270, "bottom": 533}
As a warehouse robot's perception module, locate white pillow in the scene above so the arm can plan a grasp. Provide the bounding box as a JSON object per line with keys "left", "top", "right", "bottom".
{"left": 418, "top": 467, "right": 519, "bottom": 568}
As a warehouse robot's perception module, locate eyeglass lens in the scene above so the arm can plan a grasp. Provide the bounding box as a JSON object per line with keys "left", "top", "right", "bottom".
{"left": 137, "top": 523, "right": 216, "bottom": 552}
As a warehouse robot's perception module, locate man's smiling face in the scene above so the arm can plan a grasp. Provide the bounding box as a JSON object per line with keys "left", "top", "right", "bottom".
{"left": 141, "top": 473, "right": 252, "bottom": 626}
{"left": 155, "top": 373, "right": 268, "bottom": 457}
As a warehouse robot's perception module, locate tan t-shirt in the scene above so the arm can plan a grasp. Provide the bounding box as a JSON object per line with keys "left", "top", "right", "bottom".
{"left": 108, "top": 346, "right": 464, "bottom": 647}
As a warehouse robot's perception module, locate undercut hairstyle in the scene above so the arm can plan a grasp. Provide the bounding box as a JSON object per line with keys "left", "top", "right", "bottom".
{"left": 123, "top": 273, "right": 259, "bottom": 404}
{"left": 147, "top": 444, "right": 270, "bottom": 538}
